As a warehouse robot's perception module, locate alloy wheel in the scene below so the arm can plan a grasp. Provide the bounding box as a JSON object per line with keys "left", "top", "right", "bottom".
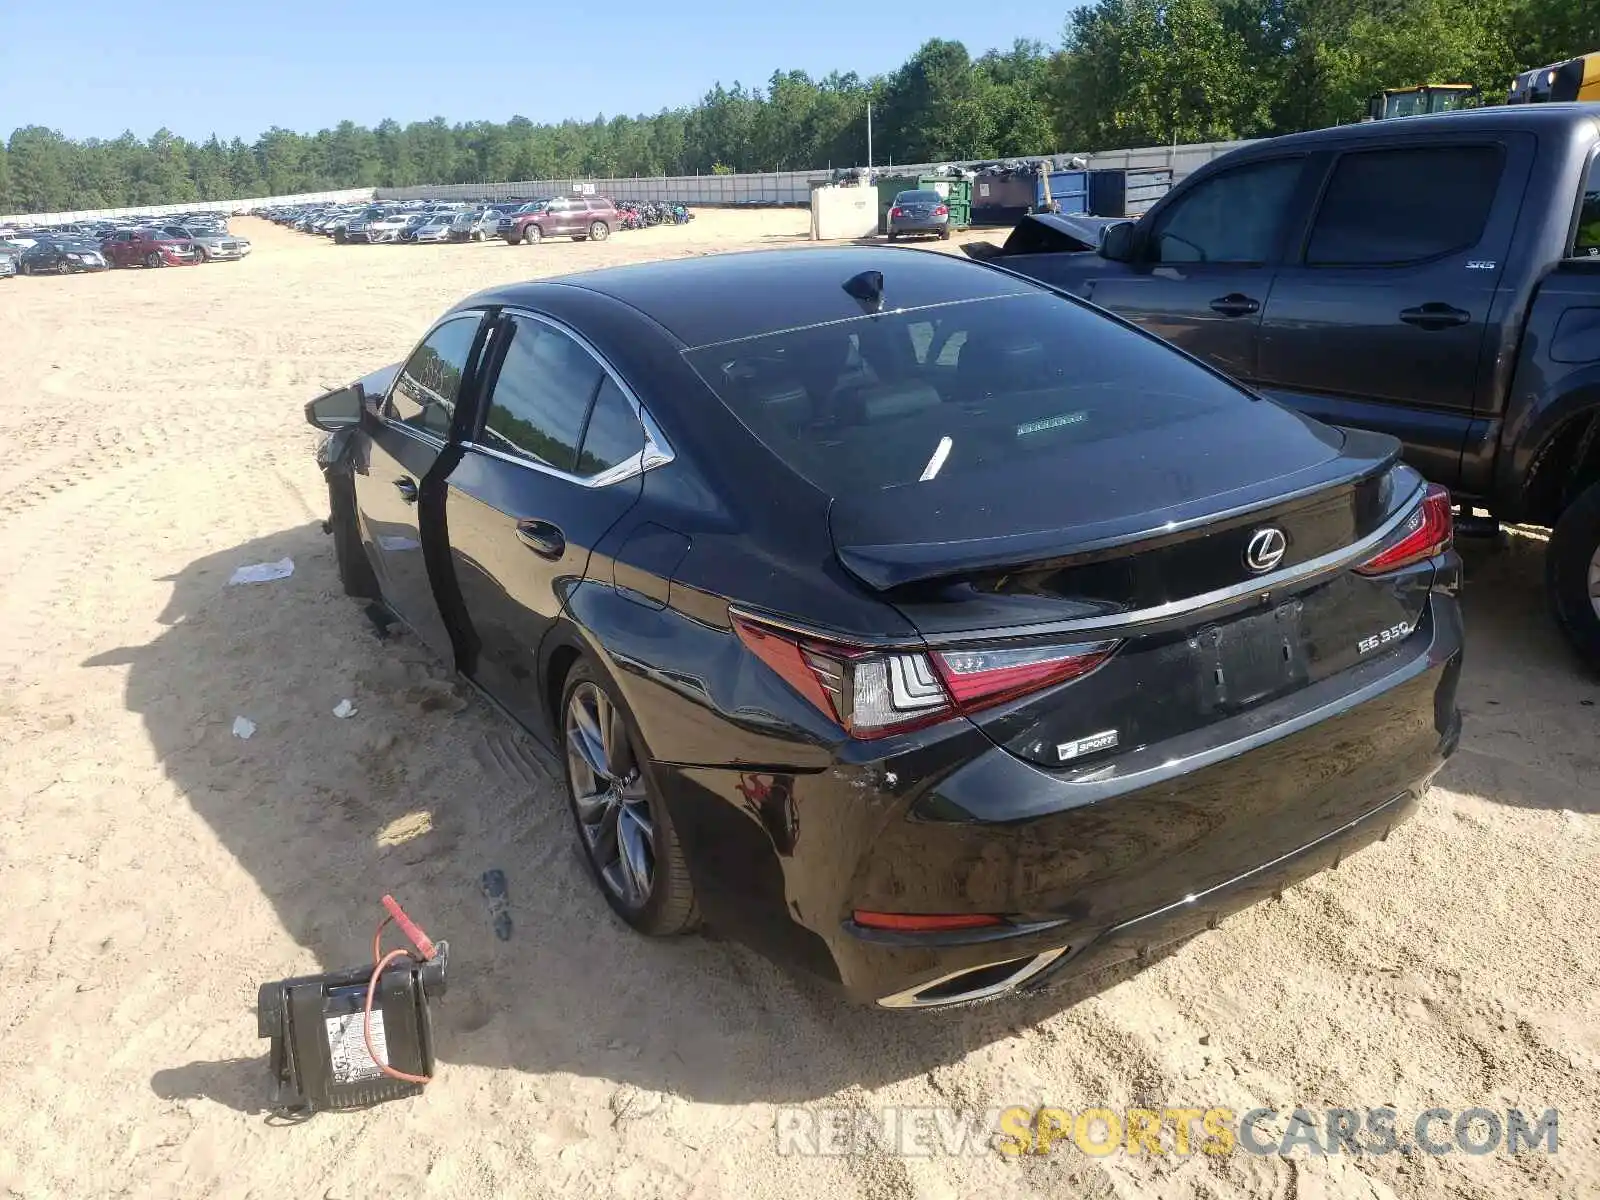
{"left": 57, "top": 259, "right": 71, "bottom": 275}
{"left": 565, "top": 681, "right": 654, "bottom": 907}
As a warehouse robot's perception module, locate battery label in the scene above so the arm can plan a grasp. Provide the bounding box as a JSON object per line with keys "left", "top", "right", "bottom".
{"left": 325, "top": 1009, "right": 388, "bottom": 1084}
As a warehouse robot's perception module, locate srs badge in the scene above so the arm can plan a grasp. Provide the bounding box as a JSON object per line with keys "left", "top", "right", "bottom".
{"left": 1058, "top": 729, "right": 1119, "bottom": 762}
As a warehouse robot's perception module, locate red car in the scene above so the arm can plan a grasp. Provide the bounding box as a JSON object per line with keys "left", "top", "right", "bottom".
{"left": 101, "top": 227, "right": 200, "bottom": 268}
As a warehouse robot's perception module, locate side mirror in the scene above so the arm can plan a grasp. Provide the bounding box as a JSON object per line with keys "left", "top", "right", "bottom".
{"left": 304, "top": 383, "right": 366, "bottom": 431}
{"left": 1099, "top": 221, "right": 1138, "bottom": 263}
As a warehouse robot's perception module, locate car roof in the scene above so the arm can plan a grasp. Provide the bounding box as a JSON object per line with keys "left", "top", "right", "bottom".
{"left": 461, "top": 247, "right": 1040, "bottom": 349}
{"left": 1242, "top": 102, "right": 1600, "bottom": 155}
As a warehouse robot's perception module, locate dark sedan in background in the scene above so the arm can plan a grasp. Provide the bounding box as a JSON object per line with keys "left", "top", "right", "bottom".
{"left": 886, "top": 189, "right": 952, "bottom": 240}
{"left": 305, "top": 248, "right": 1462, "bottom": 1009}
{"left": 18, "top": 237, "right": 108, "bottom": 274}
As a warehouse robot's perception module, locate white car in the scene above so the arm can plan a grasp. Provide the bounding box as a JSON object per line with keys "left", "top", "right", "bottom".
{"left": 363, "top": 213, "right": 418, "bottom": 244}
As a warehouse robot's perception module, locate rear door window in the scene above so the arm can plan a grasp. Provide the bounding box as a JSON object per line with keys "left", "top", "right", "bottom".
{"left": 1574, "top": 154, "right": 1600, "bottom": 259}
{"left": 478, "top": 315, "right": 603, "bottom": 472}
{"left": 1305, "top": 145, "right": 1503, "bottom": 266}
{"left": 684, "top": 293, "right": 1257, "bottom": 495}
{"left": 1148, "top": 158, "right": 1302, "bottom": 264}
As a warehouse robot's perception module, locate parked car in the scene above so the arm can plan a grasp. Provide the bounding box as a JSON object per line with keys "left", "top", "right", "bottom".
{"left": 413, "top": 213, "right": 457, "bottom": 244}
{"left": 886, "top": 189, "right": 952, "bottom": 240}
{"left": 502, "top": 195, "right": 615, "bottom": 244}
{"left": 0, "top": 242, "right": 18, "bottom": 279}
{"left": 161, "top": 223, "right": 252, "bottom": 262}
{"left": 303, "top": 248, "right": 1462, "bottom": 1008}
{"left": 983, "top": 105, "right": 1600, "bottom": 671}
{"left": 19, "top": 237, "right": 109, "bottom": 274}
{"left": 101, "top": 227, "right": 199, "bottom": 268}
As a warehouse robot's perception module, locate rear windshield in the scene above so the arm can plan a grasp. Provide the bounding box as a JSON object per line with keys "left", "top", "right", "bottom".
{"left": 897, "top": 191, "right": 942, "bottom": 204}
{"left": 682, "top": 293, "right": 1257, "bottom": 495}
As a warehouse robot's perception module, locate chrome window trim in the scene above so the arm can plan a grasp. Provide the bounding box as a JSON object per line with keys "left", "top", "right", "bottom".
{"left": 459, "top": 306, "right": 676, "bottom": 489}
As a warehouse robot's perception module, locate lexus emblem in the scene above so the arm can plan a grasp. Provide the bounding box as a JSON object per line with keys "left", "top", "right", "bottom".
{"left": 1244, "top": 527, "right": 1287, "bottom": 574}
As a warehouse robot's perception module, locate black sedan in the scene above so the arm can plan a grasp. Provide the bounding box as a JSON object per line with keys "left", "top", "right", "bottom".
{"left": 305, "top": 248, "right": 1463, "bottom": 1009}
{"left": 19, "top": 237, "right": 108, "bottom": 275}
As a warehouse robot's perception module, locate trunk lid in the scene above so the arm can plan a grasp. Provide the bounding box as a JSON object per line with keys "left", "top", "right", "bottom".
{"left": 830, "top": 427, "right": 1421, "bottom": 772}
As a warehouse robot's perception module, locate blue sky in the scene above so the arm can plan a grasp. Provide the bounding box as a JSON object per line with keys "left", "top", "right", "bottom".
{"left": 1, "top": 0, "right": 1079, "bottom": 143}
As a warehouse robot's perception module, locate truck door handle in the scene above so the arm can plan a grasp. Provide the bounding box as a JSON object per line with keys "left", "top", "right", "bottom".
{"left": 515, "top": 519, "right": 565, "bottom": 560}
{"left": 393, "top": 477, "right": 419, "bottom": 503}
{"left": 1399, "top": 303, "right": 1471, "bottom": 330}
{"left": 1209, "top": 293, "right": 1261, "bottom": 317}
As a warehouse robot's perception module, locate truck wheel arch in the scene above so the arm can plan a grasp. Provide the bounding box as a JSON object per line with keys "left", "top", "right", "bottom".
{"left": 1505, "top": 373, "right": 1600, "bottom": 527}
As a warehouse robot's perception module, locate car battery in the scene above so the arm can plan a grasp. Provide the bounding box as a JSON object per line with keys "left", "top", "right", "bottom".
{"left": 257, "top": 897, "right": 448, "bottom": 1114}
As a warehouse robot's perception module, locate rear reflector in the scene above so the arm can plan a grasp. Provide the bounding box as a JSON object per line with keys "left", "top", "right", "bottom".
{"left": 731, "top": 613, "right": 1119, "bottom": 740}
{"left": 1355, "top": 483, "right": 1453, "bottom": 575}
{"left": 853, "top": 911, "right": 1003, "bottom": 932}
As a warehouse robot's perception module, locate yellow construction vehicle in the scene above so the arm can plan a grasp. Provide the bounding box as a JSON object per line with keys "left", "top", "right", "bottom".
{"left": 1507, "top": 51, "right": 1600, "bottom": 104}
{"left": 1365, "top": 83, "right": 1479, "bottom": 120}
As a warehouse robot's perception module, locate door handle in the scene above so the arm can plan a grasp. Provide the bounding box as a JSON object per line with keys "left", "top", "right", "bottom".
{"left": 515, "top": 519, "right": 565, "bottom": 560}
{"left": 393, "top": 477, "right": 419, "bottom": 503}
{"left": 1209, "top": 293, "right": 1261, "bottom": 317}
{"left": 1399, "top": 303, "right": 1471, "bottom": 330}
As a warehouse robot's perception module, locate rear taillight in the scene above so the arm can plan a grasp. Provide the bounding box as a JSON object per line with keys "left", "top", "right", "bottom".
{"left": 934, "top": 205, "right": 949, "bottom": 216}
{"left": 732, "top": 613, "right": 1117, "bottom": 740}
{"left": 890, "top": 207, "right": 904, "bottom": 218}
{"left": 1355, "top": 483, "right": 1453, "bottom": 575}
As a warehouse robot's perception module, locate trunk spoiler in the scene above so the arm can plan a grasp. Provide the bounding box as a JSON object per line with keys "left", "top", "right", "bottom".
{"left": 832, "top": 429, "right": 1400, "bottom": 592}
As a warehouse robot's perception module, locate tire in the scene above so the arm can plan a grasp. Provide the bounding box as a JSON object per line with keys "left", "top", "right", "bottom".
{"left": 145, "top": 251, "right": 163, "bottom": 269}
{"left": 57, "top": 259, "right": 71, "bottom": 275}
{"left": 886, "top": 231, "right": 898, "bottom": 241}
{"left": 938, "top": 226, "right": 951, "bottom": 241}
{"left": 195, "top": 247, "right": 209, "bottom": 262}
{"left": 1546, "top": 479, "right": 1600, "bottom": 673}
{"left": 522, "top": 223, "right": 542, "bottom": 246}
{"left": 327, "top": 469, "right": 379, "bottom": 599}
{"left": 560, "top": 658, "right": 698, "bottom": 936}
{"left": 589, "top": 220, "right": 609, "bottom": 242}
{"left": 19, "top": 261, "right": 30, "bottom": 276}
{"left": 473, "top": 230, "right": 485, "bottom": 242}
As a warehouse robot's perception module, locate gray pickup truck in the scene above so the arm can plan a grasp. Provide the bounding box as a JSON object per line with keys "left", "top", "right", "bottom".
{"left": 980, "top": 104, "right": 1600, "bottom": 670}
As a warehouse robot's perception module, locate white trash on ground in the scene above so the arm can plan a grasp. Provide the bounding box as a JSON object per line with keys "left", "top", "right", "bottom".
{"left": 332, "top": 699, "right": 358, "bottom": 719}
{"left": 231, "top": 716, "right": 257, "bottom": 739}
{"left": 227, "top": 558, "right": 295, "bottom": 586}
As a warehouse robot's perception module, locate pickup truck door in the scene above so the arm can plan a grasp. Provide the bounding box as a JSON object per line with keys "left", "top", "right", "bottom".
{"left": 353, "top": 311, "right": 492, "bottom": 662}
{"left": 1256, "top": 135, "right": 1535, "bottom": 488}
{"left": 441, "top": 311, "right": 648, "bottom": 732}
{"left": 1084, "top": 155, "right": 1309, "bottom": 383}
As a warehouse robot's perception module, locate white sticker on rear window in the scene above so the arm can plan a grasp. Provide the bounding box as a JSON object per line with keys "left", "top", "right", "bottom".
{"left": 1017, "top": 412, "right": 1087, "bottom": 437}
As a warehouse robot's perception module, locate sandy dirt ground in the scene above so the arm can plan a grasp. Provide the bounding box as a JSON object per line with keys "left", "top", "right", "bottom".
{"left": 0, "top": 210, "right": 1597, "bottom": 1200}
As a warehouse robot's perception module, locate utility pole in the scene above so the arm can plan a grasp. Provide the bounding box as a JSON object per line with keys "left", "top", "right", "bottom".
{"left": 866, "top": 103, "right": 873, "bottom": 172}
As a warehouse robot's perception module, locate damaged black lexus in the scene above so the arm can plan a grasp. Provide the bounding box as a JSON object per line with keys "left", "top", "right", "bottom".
{"left": 305, "top": 247, "right": 1462, "bottom": 1009}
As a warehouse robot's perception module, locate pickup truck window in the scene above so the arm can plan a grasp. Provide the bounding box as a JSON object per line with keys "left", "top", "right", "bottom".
{"left": 1148, "top": 158, "right": 1301, "bottom": 265}
{"left": 1575, "top": 155, "right": 1600, "bottom": 258}
{"left": 1306, "top": 146, "right": 1501, "bottom": 267}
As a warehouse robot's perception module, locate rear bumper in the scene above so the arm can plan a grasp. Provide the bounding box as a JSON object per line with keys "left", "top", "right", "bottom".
{"left": 889, "top": 218, "right": 949, "bottom": 235}
{"left": 655, "top": 585, "right": 1463, "bottom": 1007}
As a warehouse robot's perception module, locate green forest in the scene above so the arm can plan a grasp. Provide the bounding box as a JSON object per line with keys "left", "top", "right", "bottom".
{"left": 1, "top": 0, "right": 1588, "bottom": 213}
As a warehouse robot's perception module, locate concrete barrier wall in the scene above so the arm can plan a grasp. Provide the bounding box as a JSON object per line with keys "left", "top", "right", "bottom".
{"left": 374, "top": 141, "right": 1258, "bottom": 208}
{"left": 1, "top": 187, "right": 376, "bottom": 227}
